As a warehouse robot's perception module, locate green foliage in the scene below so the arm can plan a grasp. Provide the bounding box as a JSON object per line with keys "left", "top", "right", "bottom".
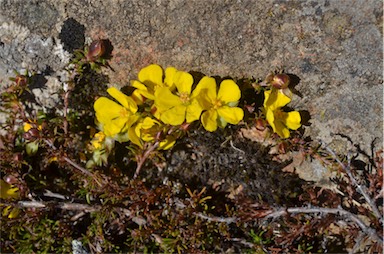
{"left": 0, "top": 40, "right": 382, "bottom": 254}
{"left": 2, "top": 217, "right": 72, "bottom": 253}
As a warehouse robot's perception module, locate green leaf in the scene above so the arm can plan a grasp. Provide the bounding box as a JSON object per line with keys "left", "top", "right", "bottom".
{"left": 26, "top": 141, "right": 39, "bottom": 156}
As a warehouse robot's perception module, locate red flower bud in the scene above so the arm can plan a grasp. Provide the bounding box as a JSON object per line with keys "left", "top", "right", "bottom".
{"left": 13, "top": 153, "right": 23, "bottom": 162}
{"left": 14, "top": 75, "right": 28, "bottom": 87}
{"left": 87, "top": 40, "right": 106, "bottom": 61}
{"left": 4, "top": 174, "right": 18, "bottom": 185}
{"left": 255, "top": 118, "right": 266, "bottom": 131}
{"left": 180, "top": 122, "right": 191, "bottom": 132}
{"left": 23, "top": 128, "right": 40, "bottom": 141}
{"left": 278, "top": 141, "right": 288, "bottom": 154}
{"left": 266, "top": 73, "right": 290, "bottom": 89}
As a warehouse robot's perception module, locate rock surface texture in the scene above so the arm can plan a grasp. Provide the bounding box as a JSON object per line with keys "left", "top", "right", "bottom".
{"left": 0, "top": 0, "right": 382, "bottom": 152}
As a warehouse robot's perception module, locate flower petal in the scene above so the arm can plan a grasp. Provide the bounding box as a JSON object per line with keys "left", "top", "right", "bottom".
{"left": 264, "top": 89, "right": 291, "bottom": 110}
{"left": 201, "top": 109, "right": 218, "bottom": 132}
{"left": 0, "top": 180, "right": 19, "bottom": 199}
{"left": 265, "top": 108, "right": 276, "bottom": 132}
{"left": 105, "top": 118, "right": 127, "bottom": 136}
{"left": 141, "top": 117, "right": 158, "bottom": 129}
{"left": 186, "top": 99, "right": 203, "bottom": 123}
{"left": 192, "top": 76, "right": 217, "bottom": 109}
{"left": 275, "top": 121, "right": 291, "bottom": 138}
{"left": 8, "top": 207, "right": 20, "bottom": 218}
{"left": 128, "top": 125, "right": 143, "bottom": 148}
{"left": 217, "top": 106, "right": 244, "bottom": 124}
{"left": 175, "top": 71, "right": 193, "bottom": 94}
{"left": 107, "top": 87, "right": 138, "bottom": 113}
{"left": 155, "top": 87, "right": 182, "bottom": 111}
{"left": 160, "top": 105, "right": 187, "bottom": 125}
{"left": 284, "top": 111, "right": 301, "bottom": 130}
{"left": 131, "top": 80, "right": 154, "bottom": 102}
{"left": 94, "top": 97, "right": 122, "bottom": 124}
{"left": 164, "top": 66, "right": 177, "bottom": 88}
{"left": 159, "top": 136, "right": 177, "bottom": 150}
{"left": 131, "top": 80, "right": 147, "bottom": 90}
{"left": 138, "top": 64, "right": 163, "bottom": 88}
{"left": 266, "top": 109, "right": 292, "bottom": 138}
{"left": 217, "top": 80, "right": 241, "bottom": 103}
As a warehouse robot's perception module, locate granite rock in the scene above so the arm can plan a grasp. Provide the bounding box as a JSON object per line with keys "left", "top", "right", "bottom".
{"left": 0, "top": 0, "right": 382, "bottom": 159}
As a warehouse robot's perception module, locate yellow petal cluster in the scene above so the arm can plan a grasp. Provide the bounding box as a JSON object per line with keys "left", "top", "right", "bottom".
{"left": 263, "top": 89, "right": 301, "bottom": 138}
{"left": 154, "top": 70, "right": 203, "bottom": 125}
{"left": 94, "top": 87, "right": 139, "bottom": 137}
{"left": 90, "top": 131, "right": 106, "bottom": 150}
{"left": 131, "top": 64, "right": 176, "bottom": 103}
{"left": 0, "top": 180, "right": 19, "bottom": 199}
{"left": 93, "top": 64, "right": 245, "bottom": 152}
{"left": 0, "top": 180, "right": 20, "bottom": 218}
{"left": 128, "top": 117, "right": 176, "bottom": 150}
{"left": 193, "top": 77, "right": 244, "bottom": 132}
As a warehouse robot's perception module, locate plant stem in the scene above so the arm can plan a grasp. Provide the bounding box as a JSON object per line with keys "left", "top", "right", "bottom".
{"left": 264, "top": 206, "right": 383, "bottom": 245}
{"left": 324, "top": 145, "right": 382, "bottom": 223}
{"left": 43, "top": 139, "right": 102, "bottom": 186}
{"left": 133, "top": 141, "right": 159, "bottom": 179}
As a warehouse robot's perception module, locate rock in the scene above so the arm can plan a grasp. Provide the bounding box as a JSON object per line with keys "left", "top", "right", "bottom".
{"left": 0, "top": 0, "right": 382, "bottom": 154}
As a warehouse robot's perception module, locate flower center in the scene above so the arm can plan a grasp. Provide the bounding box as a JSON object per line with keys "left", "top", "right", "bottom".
{"left": 119, "top": 107, "right": 129, "bottom": 118}
{"left": 274, "top": 109, "right": 285, "bottom": 119}
{"left": 213, "top": 99, "right": 222, "bottom": 109}
{"left": 179, "top": 92, "right": 190, "bottom": 104}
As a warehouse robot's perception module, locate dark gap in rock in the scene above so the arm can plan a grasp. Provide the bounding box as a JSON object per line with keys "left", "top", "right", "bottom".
{"left": 59, "top": 18, "right": 86, "bottom": 53}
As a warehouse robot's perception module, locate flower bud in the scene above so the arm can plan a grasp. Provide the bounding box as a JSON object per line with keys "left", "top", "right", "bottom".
{"left": 255, "top": 118, "right": 266, "bottom": 131}
{"left": 180, "top": 122, "right": 191, "bottom": 132}
{"left": 278, "top": 141, "right": 288, "bottom": 154}
{"left": 23, "top": 128, "right": 40, "bottom": 141}
{"left": 87, "top": 40, "right": 106, "bottom": 61}
{"left": 13, "top": 153, "right": 23, "bottom": 163}
{"left": 4, "top": 174, "right": 18, "bottom": 185}
{"left": 266, "top": 73, "right": 290, "bottom": 89}
{"left": 14, "top": 75, "right": 28, "bottom": 87}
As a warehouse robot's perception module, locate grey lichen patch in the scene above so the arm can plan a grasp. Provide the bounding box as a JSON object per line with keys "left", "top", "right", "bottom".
{"left": 0, "top": 21, "right": 70, "bottom": 78}
{"left": 29, "top": 76, "right": 62, "bottom": 111}
{"left": 0, "top": 0, "right": 59, "bottom": 37}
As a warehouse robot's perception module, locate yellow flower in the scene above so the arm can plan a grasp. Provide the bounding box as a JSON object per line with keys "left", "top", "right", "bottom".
{"left": 193, "top": 77, "right": 244, "bottom": 132}
{"left": 2, "top": 206, "right": 20, "bottom": 219}
{"left": 23, "top": 122, "right": 34, "bottom": 132}
{"left": 154, "top": 70, "right": 203, "bottom": 125}
{"left": 128, "top": 117, "right": 176, "bottom": 150}
{"left": 0, "top": 180, "right": 19, "bottom": 200}
{"left": 23, "top": 120, "right": 43, "bottom": 132}
{"left": 91, "top": 131, "right": 106, "bottom": 149}
{"left": 263, "top": 89, "right": 301, "bottom": 138}
{"left": 131, "top": 64, "right": 177, "bottom": 103}
{"left": 94, "top": 87, "right": 139, "bottom": 137}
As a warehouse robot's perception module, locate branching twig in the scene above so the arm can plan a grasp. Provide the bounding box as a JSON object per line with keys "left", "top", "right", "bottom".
{"left": 43, "top": 139, "right": 102, "bottom": 186}
{"left": 324, "top": 145, "right": 382, "bottom": 223}
{"left": 134, "top": 141, "right": 159, "bottom": 179}
{"left": 194, "top": 212, "right": 237, "bottom": 224}
{"left": 17, "top": 200, "right": 98, "bottom": 213}
{"left": 264, "top": 206, "right": 383, "bottom": 244}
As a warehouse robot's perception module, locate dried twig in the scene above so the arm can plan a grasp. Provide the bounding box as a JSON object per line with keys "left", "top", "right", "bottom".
{"left": 194, "top": 212, "right": 237, "bottom": 224}
{"left": 324, "top": 145, "right": 382, "bottom": 223}
{"left": 17, "top": 200, "right": 98, "bottom": 213}
{"left": 134, "top": 141, "right": 159, "bottom": 179}
{"left": 264, "top": 206, "right": 383, "bottom": 245}
{"left": 43, "top": 139, "right": 102, "bottom": 186}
